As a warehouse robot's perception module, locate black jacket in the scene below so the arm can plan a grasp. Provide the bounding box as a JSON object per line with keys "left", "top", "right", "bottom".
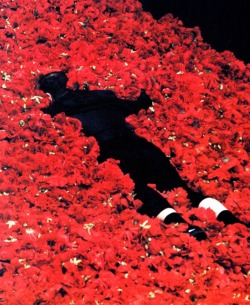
{"left": 42, "top": 89, "right": 152, "bottom": 143}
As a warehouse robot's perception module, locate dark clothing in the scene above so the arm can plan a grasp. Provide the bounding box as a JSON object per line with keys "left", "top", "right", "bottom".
{"left": 98, "top": 135, "right": 205, "bottom": 216}
{"left": 42, "top": 89, "right": 151, "bottom": 143}
{"left": 42, "top": 89, "right": 205, "bottom": 217}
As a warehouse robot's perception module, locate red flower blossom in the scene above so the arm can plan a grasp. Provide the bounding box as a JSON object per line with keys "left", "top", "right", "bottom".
{"left": 0, "top": 0, "right": 249, "bottom": 303}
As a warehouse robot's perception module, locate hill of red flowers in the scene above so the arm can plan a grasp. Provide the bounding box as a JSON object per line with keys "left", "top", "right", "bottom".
{"left": 0, "top": 0, "right": 250, "bottom": 304}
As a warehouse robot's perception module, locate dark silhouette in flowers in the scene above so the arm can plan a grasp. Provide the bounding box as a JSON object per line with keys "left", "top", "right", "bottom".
{"left": 38, "top": 71, "right": 246, "bottom": 240}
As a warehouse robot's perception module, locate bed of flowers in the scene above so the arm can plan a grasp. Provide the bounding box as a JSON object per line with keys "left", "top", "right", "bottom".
{"left": 0, "top": 0, "right": 250, "bottom": 304}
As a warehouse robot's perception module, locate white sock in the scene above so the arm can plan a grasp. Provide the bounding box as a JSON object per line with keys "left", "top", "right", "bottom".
{"left": 198, "top": 197, "right": 228, "bottom": 217}
{"left": 157, "top": 208, "right": 177, "bottom": 221}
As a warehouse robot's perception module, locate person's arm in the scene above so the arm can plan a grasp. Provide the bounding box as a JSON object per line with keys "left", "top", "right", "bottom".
{"left": 96, "top": 89, "right": 152, "bottom": 116}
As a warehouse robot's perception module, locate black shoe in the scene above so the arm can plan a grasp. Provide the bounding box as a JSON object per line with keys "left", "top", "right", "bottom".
{"left": 187, "top": 225, "right": 207, "bottom": 241}
{"left": 217, "top": 210, "right": 249, "bottom": 227}
{"left": 163, "top": 213, "right": 207, "bottom": 241}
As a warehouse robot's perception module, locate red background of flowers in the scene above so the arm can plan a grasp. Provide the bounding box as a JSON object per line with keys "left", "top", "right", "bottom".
{"left": 0, "top": 0, "right": 250, "bottom": 304}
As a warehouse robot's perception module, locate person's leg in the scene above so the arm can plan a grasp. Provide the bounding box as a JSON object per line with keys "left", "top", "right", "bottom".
{"left": 140, "top": 141, "right": 247, "bottom": 227}
{"left": 98, "top": 136, "right": 178, "bottom": 218}
{"left": 134, "top": 182, "right": 182, "bottom": 218}
{"left": 135, "top": 182, "right": 207, "bottom": 240}
{"left": 98, "top": 135, "right": 182, "bottom": 217}
{"left": 110, "top": 136, "right": 246, "bottom": 228}
{"left": 142, "top": 143, "right": 248, "bottom": 226}
{"left": 125, "top": 137, "right": 206, "bottom": 206}
{"left": 198, "top": 197, "right": 247, "bottom": 226}
{"left": 98, "top": 136, "right": 207, "bottom": 240}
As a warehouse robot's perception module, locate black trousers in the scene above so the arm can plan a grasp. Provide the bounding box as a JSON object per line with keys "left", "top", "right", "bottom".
{"left": 98, "top": 134, "right": 205, "bottom": 217}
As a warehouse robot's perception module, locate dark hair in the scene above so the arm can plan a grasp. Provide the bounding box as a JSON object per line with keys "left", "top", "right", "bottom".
{"left": 38, "top": 71, "right": 68, "bottom": 94}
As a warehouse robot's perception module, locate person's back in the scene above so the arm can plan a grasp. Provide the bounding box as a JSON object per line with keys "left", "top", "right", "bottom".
{"left": 42, "top": 88, "right": 137, "bottom": 143}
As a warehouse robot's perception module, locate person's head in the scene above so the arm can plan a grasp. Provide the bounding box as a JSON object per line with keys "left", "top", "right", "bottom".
{"left": 38, "top": 71, "right": 68, "bottom": 97}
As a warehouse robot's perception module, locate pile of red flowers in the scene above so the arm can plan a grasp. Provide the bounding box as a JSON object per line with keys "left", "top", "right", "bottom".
{"left": 0, "top": 0, "right": 250, "bottom": 304}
